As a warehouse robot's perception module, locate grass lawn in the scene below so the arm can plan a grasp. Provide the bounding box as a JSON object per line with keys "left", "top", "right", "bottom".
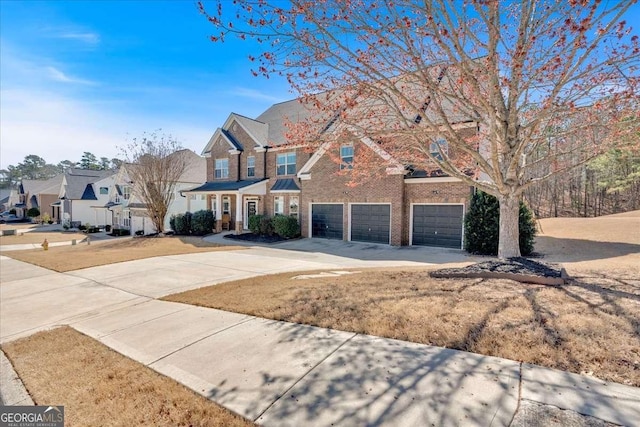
{"left": 1, "top": 327, "right": 253, "bottom": 427}
{"left": 165, "top": 266, "right": 640, "bottom": 387}
{"left": 4, "top": 236, "right": 244, "bottom": 272}
{"left": 0, "top": 231, "right": 86, "bottom": 245}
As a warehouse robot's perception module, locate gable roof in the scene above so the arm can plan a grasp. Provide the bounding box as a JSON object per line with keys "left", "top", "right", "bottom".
{"left": 297, "top": 125, "right": 405, "bottom": 179}
{"left": 61, "top": 169, "right": 114, "bottom": 200}
{"left": 231, "top": 114, "right": 268, "bottom": 146}
{"left": 80, "top": 184, "right": 97, "bottom": 200}
{"left": 202, "top": 113, "right": 271, "bottom": 154}
{"left": 173, "top": 149, "right": 207, "bottom": 183}
{"left": 20, "top": 174, "right": 64, "bottom": 196}
{"left": 255, "top": 98, "right": 317, "bottom": 146}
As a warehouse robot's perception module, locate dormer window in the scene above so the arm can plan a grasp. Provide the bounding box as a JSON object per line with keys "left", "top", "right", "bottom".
{"left": 430, "top": 139, "right": 448, "bottom": 161}
{"left": 215, "top": 158, "right": 229, "bottom": 179}
{"left": 276, "top": 152, "right": 296, "bottom": 176}
{"left": 340, "top": 145, "right": 354, "bottom": 170}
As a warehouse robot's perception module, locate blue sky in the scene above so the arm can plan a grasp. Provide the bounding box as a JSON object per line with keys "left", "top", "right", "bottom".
{"left": 0, "top": 0, "right": 292, "bottom": 169}
{"left": 2, "top": 1, "right": 639, "bottom": 170}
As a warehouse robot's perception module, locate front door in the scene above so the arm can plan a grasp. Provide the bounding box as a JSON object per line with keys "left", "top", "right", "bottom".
{"left": 244, "top": 199, "right": 258, "bottom": 230}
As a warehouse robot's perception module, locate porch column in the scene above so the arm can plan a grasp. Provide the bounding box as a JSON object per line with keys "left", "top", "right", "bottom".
{"left": 187, "top": 194, "right": 191, "bottom": 213}
{"left": 235, "top": 194, "right": 243, "bottom": 233}
{"left": 215, "top": 193, "right": 222, "bottom": 232}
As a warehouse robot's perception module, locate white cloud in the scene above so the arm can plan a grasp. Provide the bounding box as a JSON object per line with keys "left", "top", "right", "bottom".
{"left": 0, "top": 88, "right": 125, "bottom": 167}
{"left": 0, "top": 87, "right": 212, "bottom": 169}
{"left": 45, "top": 66, "right": 97, "bottom": 85}
{"left": 56, "top": 31, "right": 100, "bottom": 45}
{"left": 232, "top": 87, "right": 287, "bottom": 103}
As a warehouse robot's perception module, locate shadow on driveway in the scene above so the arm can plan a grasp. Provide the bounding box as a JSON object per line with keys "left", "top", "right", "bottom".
{"left": 207, "top": 233, "right": 478, "bottom": 265}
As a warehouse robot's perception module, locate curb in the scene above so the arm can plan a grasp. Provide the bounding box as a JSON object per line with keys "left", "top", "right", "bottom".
{"left": 0, "top": 350, "right": 34, "bottom": 406}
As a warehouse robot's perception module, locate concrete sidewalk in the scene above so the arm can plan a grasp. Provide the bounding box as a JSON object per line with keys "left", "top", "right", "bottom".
{"left": 1, "top": 253, "right": 639, "bottom": 426}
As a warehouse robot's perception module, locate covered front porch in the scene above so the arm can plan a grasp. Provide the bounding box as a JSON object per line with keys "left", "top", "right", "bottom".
{"left": 186, "top": 179, "right": 267, "bottom": 233}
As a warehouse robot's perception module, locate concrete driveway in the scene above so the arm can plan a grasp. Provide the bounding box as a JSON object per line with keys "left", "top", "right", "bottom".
{"left": 2, "top": 245, "right": 639, "bottom": 426}
{"left": 1, "top": 244, "right": 451, "bottom": 342}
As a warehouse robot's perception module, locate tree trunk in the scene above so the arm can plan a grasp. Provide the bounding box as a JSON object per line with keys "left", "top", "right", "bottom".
{"left": 497, "top": 193, "right": 521, "bottom": 259}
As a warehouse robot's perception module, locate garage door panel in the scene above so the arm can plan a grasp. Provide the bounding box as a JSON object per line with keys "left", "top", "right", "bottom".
{"left": 350, "top": 204, "right": 390, "bottom": 244}
{"left": 412, "top": 205, "right": 463, "bottom": 249}
{"left": 312, "top": 204, "right": 343, "bottom": 240}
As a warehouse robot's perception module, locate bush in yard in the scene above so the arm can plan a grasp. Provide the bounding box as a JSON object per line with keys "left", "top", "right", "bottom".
{"left": 191, "top": 210, "right": 215, "bottom": 235}
{"left": 26, "top": 207, "right": 40, "bottom": 219}
{"left": 172, "top": 212, "right": 192, "bottom": 235}
{"left": 464, "top": 191, "right": 537, "bottom": 256}
{"left": 248, "top": 214, "right": 264, "bottom": 234}
{"left": 42, "top": 213, "right": 51, "bottom": 224}
{"left": 519, "top": 202, "right": 537, "bottom": 256}
{"left": 259, "top": 216, "right": 274, "bottom": 236}
{"left": 272, "top": 215, "right": 300, "bottom": 239}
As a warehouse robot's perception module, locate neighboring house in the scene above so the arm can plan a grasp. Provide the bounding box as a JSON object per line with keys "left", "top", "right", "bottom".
{"left": 188, "top": 98, "right": 476, "bottom": 248}
{"left": 59, "top": 169, "right": 116, "bottom": 226}
{"left": 16, "top": 175, "right": 65, "bottom": 222}
{"left": 0, "top": 189, "right": 11, "bottom": 212}
{"left": 98, "top": 150, "right": 206, "bottom": 235}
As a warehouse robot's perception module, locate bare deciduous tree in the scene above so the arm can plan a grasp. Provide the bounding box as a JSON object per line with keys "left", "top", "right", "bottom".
{"left": 122, "top": 131, "right": 188, "bottom": 234}
{"left": 200, "top": 0, "right": 639, "bottom": 258}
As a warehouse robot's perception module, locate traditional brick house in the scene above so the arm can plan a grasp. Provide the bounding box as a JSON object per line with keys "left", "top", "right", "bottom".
{"left": 190, "top": 95, "right": 478, "bottom": 249}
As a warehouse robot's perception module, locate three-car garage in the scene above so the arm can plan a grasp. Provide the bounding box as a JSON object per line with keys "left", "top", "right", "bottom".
{"left": 310, "top": 202, "right": 463, "bottom": 248}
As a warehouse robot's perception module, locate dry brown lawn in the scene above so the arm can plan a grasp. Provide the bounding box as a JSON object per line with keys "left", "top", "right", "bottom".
{"left": 0, "top": 231, "right": 86, "bottom": 245}
{"left": 535, "top": 210, "right": 640, "bottom": 277}
{"left": 4, "top": 236, "right": 244, "bottom": 272}
{"left": 1, "top": 327, "right": 253, "bottom": 427}
{"left": 165, "top": 266, "right": 640, "bottom": 387}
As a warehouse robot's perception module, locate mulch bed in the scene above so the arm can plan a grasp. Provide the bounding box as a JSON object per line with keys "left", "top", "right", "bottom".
{"left": 431, "top": 257, "right": 568, "bottom": 285}
{"left": 223, "top": 233, "right": 288, "bottom": 244}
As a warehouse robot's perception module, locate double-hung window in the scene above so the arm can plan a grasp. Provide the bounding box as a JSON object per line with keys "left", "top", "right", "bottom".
{"left": 215, "top": 159, "right": 229, "bottom": 179}
{"left": 247, "top": 156, "right": 255, "bottom": 177}
{"left": 289, "top": 196, "right": 299, "bottom": 219}
{"left": 274, "top": 196, "right": 285, "bottom": 215}
{"left": 340, "top": 145, "right": 354, "bottom": 170}
{"left": 276, "top": 152, "right": 296, "bottom": 176}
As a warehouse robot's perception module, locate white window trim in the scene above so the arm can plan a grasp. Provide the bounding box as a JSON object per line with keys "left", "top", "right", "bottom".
{"left": 276, "top": 152, "right": 297, "bottom": 176}
{"left": 289, "top": 196, "right": 299, "bottom": 219}
{"left": 274, "top": 195, "right": 285, "bottom": 215}
{"left": 340, "top": 145, "right": 354, "bottom": 170}
{"left": 247, "top": 155, "right": 256, "bottom": 177}
{"left": 215, "top": 158, "right": 229, "bottom": 179}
